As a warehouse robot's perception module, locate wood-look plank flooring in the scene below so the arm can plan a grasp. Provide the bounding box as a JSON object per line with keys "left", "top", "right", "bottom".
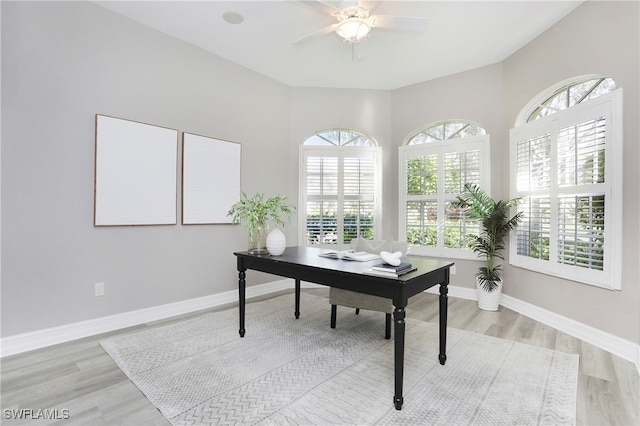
{"left": 1, "top": 289, "right": 638, "bottom": 425}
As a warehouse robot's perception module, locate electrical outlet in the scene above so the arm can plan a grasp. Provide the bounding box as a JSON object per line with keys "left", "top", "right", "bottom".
{"left": 450, "top": 265, "right": 457, "bottom": 275}
{"left": 95, "top": 282, "right": 105, "bottom": 297}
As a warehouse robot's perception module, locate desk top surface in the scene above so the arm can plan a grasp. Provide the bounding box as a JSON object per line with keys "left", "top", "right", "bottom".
{"left": 234, "top": 246, "right": 453, "bottom": 282}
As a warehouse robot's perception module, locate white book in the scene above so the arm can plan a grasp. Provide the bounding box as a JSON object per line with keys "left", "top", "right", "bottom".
{"left": 318, "top": 249, "right": 380, "bottom": 262}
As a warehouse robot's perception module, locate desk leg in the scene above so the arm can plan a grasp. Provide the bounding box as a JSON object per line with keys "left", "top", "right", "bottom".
{"left": 295, "top": 279, "right": 301, "bottom": 319}
{"left": 393, "top": 306, "right": 406, "bottom": 410}
{"left": 239, "top": 270, "right": 246, "bottom": 338}
{"left": 439, "top": 282, "right": 448, "bottom": 365}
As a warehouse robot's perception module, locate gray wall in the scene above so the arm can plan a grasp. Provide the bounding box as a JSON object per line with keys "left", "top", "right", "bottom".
{"left": 2, "top": 1, "right": 639, "bottom": 347}
{"left": 500, "top": 1, "right": 640, "bottom": 343}
{"left": 1, "top": 1, "right": 292, "bottom": 336}
{"left": 390, "top": 63, "right": 505, "bottom": 290}
{"left": 288, "top": 88, "right": 394, "bottom": 239}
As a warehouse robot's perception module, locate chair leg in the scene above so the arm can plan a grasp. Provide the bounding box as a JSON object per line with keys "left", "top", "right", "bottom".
{"left": 385, "top": 313, "right": 391, "bottom": 339}
{"left": 355, "top": 308, "right": 360, "bottom": 315}
{"left": 331, "top": 304, "right": 337, "bottom": 329}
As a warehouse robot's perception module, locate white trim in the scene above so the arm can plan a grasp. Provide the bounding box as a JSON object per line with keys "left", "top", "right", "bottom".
{"left": 2, "top": 281, "right": 638, "bottom": 376}
{"left": 0, "top": 279, "right": 294, "bottom": 358}
{"left": 424, "top": 284, "right": 476, "bottom": 301}
{"left": 426, "top": 285, "right": 639, "bottom": 374}
{"left": 500, "top": 293, "right": 639, "bottom": 375}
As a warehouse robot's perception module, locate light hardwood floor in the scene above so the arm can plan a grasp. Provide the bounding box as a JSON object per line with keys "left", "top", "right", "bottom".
{"left": 2, "top": 288, "right": 638, "bottom": 425}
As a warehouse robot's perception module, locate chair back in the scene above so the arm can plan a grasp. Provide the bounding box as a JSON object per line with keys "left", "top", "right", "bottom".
{"left": 349, "top": 238, "right": 409, "bottom": 256}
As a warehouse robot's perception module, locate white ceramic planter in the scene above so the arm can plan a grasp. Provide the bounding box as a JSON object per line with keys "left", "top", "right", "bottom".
{"left": 476, "top": 278, "right": 502, "bottom": 311}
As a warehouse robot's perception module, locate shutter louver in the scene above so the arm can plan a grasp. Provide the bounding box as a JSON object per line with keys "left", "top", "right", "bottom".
{"left": 305, "top": 157, "right": 338, "bottom": 245}
{"left": 558, "top": 117, "right": 606, "bottom": 186}
{"left": 343, "top": 156, "right": 376, "bottom": 242}
{"left": 517, "top": 135, "right": 551, "bottom": 191}
{"left": 444, "top": 150, "right": 480, "bottom": 195}
{"left": 406, "top": 200, "right": 437, "bottom": 247}
{"left": 517, "top": 197, "right": 551, "bottom": 260}
{"left": 557, "top": 195, "right": 605, "bottom": 270}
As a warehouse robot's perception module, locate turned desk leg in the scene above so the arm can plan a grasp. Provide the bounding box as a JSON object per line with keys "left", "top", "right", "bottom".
{"left": 295, "top": 279, "right": 301, "bottom": 319}
{"left": 439, "top": 281, "right": 448, "bottom": 365}
{"left": 393, "top": 306, "right": 406, "bottom": 410}
{"left": 238, "top": 270, "right": 246, "bottom": 338}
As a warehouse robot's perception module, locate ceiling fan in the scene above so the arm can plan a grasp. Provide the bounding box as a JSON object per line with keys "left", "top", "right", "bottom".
{"left": 292, "top": 0, "right": 429, "bottom": 46}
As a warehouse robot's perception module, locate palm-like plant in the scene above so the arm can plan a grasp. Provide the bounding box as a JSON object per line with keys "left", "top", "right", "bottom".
{"left": 452, "top": 184, "right": 523, "bottom": 292}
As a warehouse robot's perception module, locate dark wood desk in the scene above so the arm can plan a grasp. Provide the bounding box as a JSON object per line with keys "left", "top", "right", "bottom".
{"left": 234, "top": 246, "right": 453, "bottom": 410}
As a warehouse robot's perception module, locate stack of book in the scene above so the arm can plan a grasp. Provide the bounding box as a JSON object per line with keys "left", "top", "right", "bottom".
{"left": 363, "top": 262, "right": 416, "bottom": 278}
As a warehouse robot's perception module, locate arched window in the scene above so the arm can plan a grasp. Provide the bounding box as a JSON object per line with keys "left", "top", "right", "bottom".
{"left": 407, "top": 121, "right": 487, "bottom": 144}
{"left": 302, "top": 129, "right": 377, "bottom": 147}
{"left": 299, "top": 129, "right": 381, "bottom": 247}
{"left": 509, "top": 76, "right": 622, "bottom": 290}
{"left": 523, "top": 77, "right": 616, "bottom": 123}
{"left": 399, "top": 120, "right": 490, "bottom": 258}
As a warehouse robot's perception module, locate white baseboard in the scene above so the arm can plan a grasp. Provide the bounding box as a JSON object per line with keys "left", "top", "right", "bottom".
{"left": 499, "top": 293, "right": 640, "bottom": 375}
{"left": 0, "top": 279, "right": 294, "bottom": 358}
{"left": 2, "top": 280, "right": 639, "bottom": 376}
{"left": 427, "top": 285, "right": 639, "bottom": 374}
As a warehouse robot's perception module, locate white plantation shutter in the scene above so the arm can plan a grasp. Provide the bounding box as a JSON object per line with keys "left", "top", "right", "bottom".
{"left": 517, "top": 196, "right": 551, "bottom": 260}
{"left": 510, "top": 87, "right": 622, "bottom": 290}
{"left": 305, "top": 156, "right": 338, "bottom": 244}
{"left": 343, "top": 156, "right": 376, "bottom": 242}
{"left": 516, "top": 134, "right": 551, "bottom": 191}
{"left": 300, "top": 139, "right": 381, "bottom": 248}
{"left": 400, "top": 133, "right": 489, "bottom": 258}
{"left": 557, "top": 195, "right": 605, "bottom": 270}
{"left": 406, "top": 200, "right": 438, "bottom": 248}
{"left": 557, "top": 118, "right": 606, "bottom": 187}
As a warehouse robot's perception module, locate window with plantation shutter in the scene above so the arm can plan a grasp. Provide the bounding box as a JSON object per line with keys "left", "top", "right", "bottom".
{"left": 400, "top": 120, "right": 490, "bottom": 258}
{"left": 510, "top": 76, "right": 621, "bottom": 290}
{"left": 299, "top": 129, "right": 381, "bottom": 248}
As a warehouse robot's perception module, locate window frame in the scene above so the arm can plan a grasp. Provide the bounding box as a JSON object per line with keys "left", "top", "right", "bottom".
{"left": 399, "top": 134, "right": 491, "bottom": 259}
{"left": 298, "top": 142, "right": 382, "bottom": 249}
{"left": 509, "top": 89, "right": 623, "bottom": 290}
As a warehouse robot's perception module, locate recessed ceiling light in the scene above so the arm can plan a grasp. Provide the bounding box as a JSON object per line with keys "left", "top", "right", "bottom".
{"left": 223, "top": 11, "right": 244, "bottom": 25}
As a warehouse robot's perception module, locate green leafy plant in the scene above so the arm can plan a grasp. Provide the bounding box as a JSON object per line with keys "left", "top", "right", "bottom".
{"left": 227, "top": 192, "right": 296, "bottom": 237}
{"left": 452, "top": 183, "right": 523, "bottom": 292}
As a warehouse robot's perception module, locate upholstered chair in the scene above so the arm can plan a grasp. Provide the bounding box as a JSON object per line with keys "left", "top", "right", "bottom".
{"left": 329, "top": 238, "right": 409, "bottom": 339}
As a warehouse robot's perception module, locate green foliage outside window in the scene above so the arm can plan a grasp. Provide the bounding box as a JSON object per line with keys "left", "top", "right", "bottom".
{"left": 306, "top": 212, "right": 374, "bottom": 245}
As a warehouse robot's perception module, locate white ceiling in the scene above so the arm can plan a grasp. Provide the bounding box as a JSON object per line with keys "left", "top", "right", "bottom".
{"left": 94, "top": 0, "right": 583, "bottom": 91}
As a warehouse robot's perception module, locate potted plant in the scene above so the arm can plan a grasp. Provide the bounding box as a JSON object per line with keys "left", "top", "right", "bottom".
{"left": 227, "top": 192, "right": 296, "bottom": 255}
{"left": 452, "top": 183, "right": 523, "bottom": 311}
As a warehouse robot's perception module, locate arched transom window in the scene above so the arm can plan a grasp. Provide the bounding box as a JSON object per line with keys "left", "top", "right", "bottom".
{"left": 523, "top": 76, "right": 616, "bottom": 123}
{"left": 407, "top": 121, "right": 487, "bottom": 145}
{"left": 302, "top": 129, "right": 377, "bottom": 147}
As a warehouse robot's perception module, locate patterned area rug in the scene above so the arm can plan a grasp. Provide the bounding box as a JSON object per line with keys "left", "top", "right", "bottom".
{"left": 100, "top": 293, "right": 579, "bottom": 425}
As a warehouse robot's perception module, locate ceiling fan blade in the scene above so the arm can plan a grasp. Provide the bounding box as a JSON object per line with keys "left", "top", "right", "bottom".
{"left": 292, "top": 24, "right": 337, "bottom": 45}
{"left": 359, "top": 0, "right": 383, "bottom": 14}
{"left": 371, "top": 15, "right": 429, "bottom": 32}
{"left": 296, "top": 0, "right": 341, "bottom": 16}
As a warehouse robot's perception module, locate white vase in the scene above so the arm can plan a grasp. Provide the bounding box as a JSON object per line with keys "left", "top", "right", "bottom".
{"left": 266, "top": 228, "right": 286, "bottom": 256}
{"left": 476, "top": 277, "right": 502, "bottom": 311}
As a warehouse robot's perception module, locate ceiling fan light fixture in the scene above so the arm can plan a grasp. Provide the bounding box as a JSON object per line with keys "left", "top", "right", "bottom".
{"left": 335, "top": 17, "right": 371, "bottom": 44}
